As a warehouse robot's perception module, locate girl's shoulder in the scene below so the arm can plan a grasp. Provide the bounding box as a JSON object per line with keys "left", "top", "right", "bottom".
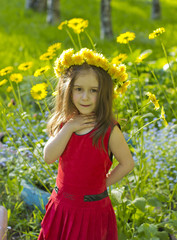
{"left": 103, "top": 119, "right": 121, "bottom": 144}
{"left": 110, "top": 119, "right": 121, "bottom": 131}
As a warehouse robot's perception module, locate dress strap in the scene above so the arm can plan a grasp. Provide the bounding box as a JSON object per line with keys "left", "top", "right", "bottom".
{"left": 104, "top": 121, "right": 121, "bottom": 162}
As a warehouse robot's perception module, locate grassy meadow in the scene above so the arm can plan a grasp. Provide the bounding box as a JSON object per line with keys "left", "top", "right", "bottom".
{"left": 0, "top": 0, "right": 177, "bottom": 239}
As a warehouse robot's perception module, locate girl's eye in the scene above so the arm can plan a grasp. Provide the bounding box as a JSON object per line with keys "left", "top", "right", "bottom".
{"left": 75, "top": 88, "right": 82, "bottom": 91}
{"left": 91, "top": 89, "right": 98, "bottom": 93}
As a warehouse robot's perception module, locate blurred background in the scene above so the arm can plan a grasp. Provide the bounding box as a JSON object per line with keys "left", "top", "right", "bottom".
{"left": 1, "top": 0, "right": 177, "bottom": 66}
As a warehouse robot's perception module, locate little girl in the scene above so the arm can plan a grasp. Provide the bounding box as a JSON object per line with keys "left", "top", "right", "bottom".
{"left": 38, "top": 48, "right": 135, "bottom": 240}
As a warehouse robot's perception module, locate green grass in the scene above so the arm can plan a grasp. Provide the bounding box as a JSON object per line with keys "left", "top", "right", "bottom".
{"left": 1, "top": 0, "right": 177, "bottom": 68}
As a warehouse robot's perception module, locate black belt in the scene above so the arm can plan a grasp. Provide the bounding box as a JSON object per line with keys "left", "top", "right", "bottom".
{"left": 84, "top": 190, "right": 108, "bottom": 202}
{"left": 54, "top": 185, "right": 108, "bottom": 202}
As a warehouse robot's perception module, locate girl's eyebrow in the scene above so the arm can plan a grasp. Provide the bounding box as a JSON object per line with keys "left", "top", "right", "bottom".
{"left": 73, "top": 84, "right": 98, "bottom": 88}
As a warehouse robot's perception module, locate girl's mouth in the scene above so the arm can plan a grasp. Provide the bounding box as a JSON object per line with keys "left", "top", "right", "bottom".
{"left": 80, "top": 104, "right": 91, "bottom": 107}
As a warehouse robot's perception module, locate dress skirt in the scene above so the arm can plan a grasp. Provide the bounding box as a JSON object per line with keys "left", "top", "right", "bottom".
{"left": 38, "top": 185, "right": 118, "bottom": 240}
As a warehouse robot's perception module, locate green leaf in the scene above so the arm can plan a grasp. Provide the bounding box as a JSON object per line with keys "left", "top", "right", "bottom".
{"left": 147, "top": 197, "right": 162, "bottom": 207}
{"left": 133, "top": 208, "right": 145, "bottom": 221}
{"left": 118, "top": 231, "right": 127, "bottom": 240}
{"left": 7, "top": 209, "right": 11, "bottom": 221}
{"left": 156, "top": 193, "right": 169, "bottom": 202}
{"left": 131, "top": 115, "right": 141, "bottom": 122}
{"left": 138, "top": 223, "right": 158, "bottom": 237}
{"left": 140, "top": 113, "right": 154, "bottom": 119}
{"left": 111, "top": 187, "right": 125, "bottom": 203}
{"left": 141, "top": 49, "right": 152, "bottom": 56}
{"left": 132, "top": 197, "right": 146, "bottom": 212}
{"left": 156, "top": 231, "right": 169, "bottom": 240}
{"left": 168, "top": 220, "right": 177, "bottom": 228}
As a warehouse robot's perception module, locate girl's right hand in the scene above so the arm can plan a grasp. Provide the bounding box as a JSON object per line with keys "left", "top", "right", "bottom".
{"left": 66, "top": 114, "right": 96, "bottom": 133}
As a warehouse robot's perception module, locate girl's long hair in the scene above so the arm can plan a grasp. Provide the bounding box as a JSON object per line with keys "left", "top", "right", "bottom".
{"left": 47, "top": 63, "right": 116, "bottom": 150}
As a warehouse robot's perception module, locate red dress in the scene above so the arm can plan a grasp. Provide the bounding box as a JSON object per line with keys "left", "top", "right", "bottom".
{"left": 38, "top": 123, "right": 119, "bottom": 240}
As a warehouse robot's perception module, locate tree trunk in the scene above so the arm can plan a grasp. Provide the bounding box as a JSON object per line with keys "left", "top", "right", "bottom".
{"left": 151, "top": 0, "right": 161, "bottom": 19}
{"left": 46, "top": 0, "right": 60, "bottom": 24}
{"left": 100, "top": 0, "right": 113, "bottom": 39}
{"left": 25, "top": 0, "right": 47, "bottom": 12}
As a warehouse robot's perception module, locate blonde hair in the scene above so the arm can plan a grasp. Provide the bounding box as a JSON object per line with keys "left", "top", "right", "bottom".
{"left": 47, "top": 63, "right": 117, "bottom": 149}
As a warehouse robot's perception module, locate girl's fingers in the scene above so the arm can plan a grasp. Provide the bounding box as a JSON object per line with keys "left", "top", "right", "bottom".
{"left": 84, "top": 119, "right": 95, "bottom": 124}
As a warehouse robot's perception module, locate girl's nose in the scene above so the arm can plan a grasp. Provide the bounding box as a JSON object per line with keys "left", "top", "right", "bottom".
{"left": 82, "top": 91, "right": 89, "bottom": 100}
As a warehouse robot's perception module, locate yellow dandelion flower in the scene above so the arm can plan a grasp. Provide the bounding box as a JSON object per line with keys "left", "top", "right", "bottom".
{"left": 18, "top": 62, "right": 33, "bottom": 71}
{"left": 80, "top": 48, "right": 94, "bottom": 58}
{"left": 60, "top": 48, "right": 74, "bottom": 68}
{"left": 10, "top": 73, "right": 23, "bottom": 83}
{"left": 108, "top": 64, "right": 127, "bottom": 81}
{"left": 119, "top": 72, "right": 128, "bottom": 82}
{"left": 47, "top": 43, "right": 62, "bottom": 52}
{"left": 0, "top": 79, "right": 8, "bottom": 87}
{"left": 118, "top": 64, "right": 126, "bottom": 73}
{"left": 135, "top": 50, "right": 152, "bottom": 63}
{"left": 146, "top": 92, "right": 160, "bottom": 110}
{"left": 54, "top": 63, "right": 63, "bottom": 78}
{"left": 41, "top": 83, "right": 48, "bottom": 89}
{"left": 93, "top": 54, "right": 109, "bottom": 71}
{"left": 30, "top": 83, "right": 47, "bottom": 100}
{"left": 117, "top": 81, "right": 131, "bottom": 94}
{"left": 135, "top": 53, "right": 149, "bottom": 63}
{"left": 0, "top": 66, "right": 13, "bottom": 76}
{"left": 79, "top": 48, "right": 96, "bottom": 65}
{"left": 34, "top": 66, "right": 51, "bottom": 77}
{"left": 149, "top": 27, "right": 165, "bottom": 39}
{"left": 68, "top": 18, "right": 88, "bottom": 34}
{"left": 108, "top": 65, "right": 118, "bottom": 77}
{"left": 160, "top": 106, "right": 168, "bottom": 126}
{"left": 72, "top": 53, "right": 85, "bottom": 66}
{"left": 111, "top": 54, "right": 128, "bottom": 65}
{"left": 7, "top": 86, "right": 13, "bottom": 92}
{"left": 58, "top": 20, "right": 67, "bottom": 30}
{"left": 39, "top": 52, "right": 56, "bottom": 61}
{"left": 117, "top": 32, "right": 135, "bottom": 44}
{"left": 52, "top": 91, "right": 58, "bottom": 96}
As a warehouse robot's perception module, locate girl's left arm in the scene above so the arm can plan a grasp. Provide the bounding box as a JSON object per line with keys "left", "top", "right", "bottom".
{"left": 106, "top": 125, "right": 135, "bottom": 187}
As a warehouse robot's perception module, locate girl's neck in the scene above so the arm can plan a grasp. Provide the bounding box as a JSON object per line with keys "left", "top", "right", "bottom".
{"left": 75, "top": 126, "right": 95, "bottom": 135}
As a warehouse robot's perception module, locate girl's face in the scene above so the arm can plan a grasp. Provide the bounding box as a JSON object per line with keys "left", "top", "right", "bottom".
{"left": 72, "top": 69, "right": 99, "bottom": 115}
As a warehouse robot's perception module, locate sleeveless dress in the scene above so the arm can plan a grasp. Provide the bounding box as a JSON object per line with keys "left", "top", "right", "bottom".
{"left": 38, "top": 122, "right": 120, "bottom": 240}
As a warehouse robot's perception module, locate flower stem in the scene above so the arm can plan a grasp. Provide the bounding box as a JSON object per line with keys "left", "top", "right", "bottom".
{"left": 160, "top": 40, "right": 176, "bottom": 92}
{"left": 44, "top": 98, "right": 51, "bottom": 114}
{"left": 66, "top": 28, "right": 78, "bottom": 50}
{"left": 17, "top": 83, "right": 24, "bottom": 112}
{"left": 121, "top": 102, "right": 150, "bottom": 130}
{"left": 36, "top": 100, "right": 45, "bottom": 119}
{"left": 44, "top": 73, "right": 54, "bottom": 92}
{"left": 127, "top": 117, "right": 161, "bottom": 142}
{"left": 128, "top": 43, "right": 141, "bottom": 111}
{"left": 150, "top": 69, "right": 177, "bottom": 119}
{"left": 77, "top": 33, "right": 82, "bottom": 49}
{"left": 8, "top": 80, "right": 20, "bottom": 111}
{"left": 85, "top": 30, "right": 96, "bottom": 50}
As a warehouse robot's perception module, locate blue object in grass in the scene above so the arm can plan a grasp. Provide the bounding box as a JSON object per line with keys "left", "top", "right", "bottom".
{"left": 123, "top": 132, "right": 134, "bottom": 147}
{"left": 20, "top": 179, "right": 50, "bottom": 214}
